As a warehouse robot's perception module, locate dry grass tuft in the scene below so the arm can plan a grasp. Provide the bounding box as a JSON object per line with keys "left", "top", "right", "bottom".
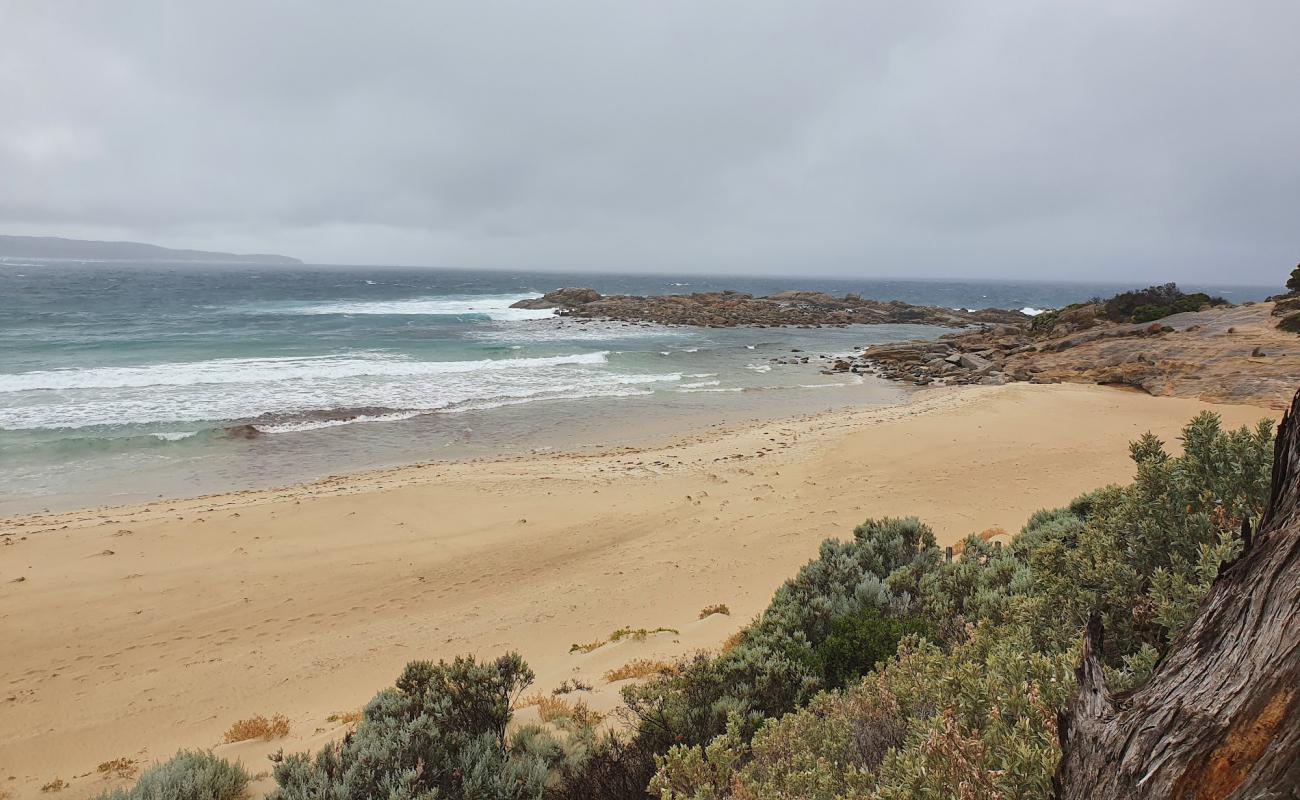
{"left": 516, "top": 692, "right": 546, "bottom": 709}
{"left": 603, "top": 659, "right": 678, "bottom": 683}
{"left": 96, "top": 758, "right": 139, "bottom": 780}
{"left": 698, "top": 603, "right": 731, "bottom": 619}
{"left": 40, "top": 779, "right": 66, "bottom": 793}
{"left": 222, "top": 713, "right": 290, "bottom": 743}
{"left": 569, "top": 638, "right": 606, "bottom": 654}
{"left": 538, "top": 696, "right": 605, "bottom": 727}
{"left": 325, "top": 709, "right": 363, "bottom": 726}
{"left": 720, "top": 628, "right": 747, "bottom": 655}
{"left": 519, "top": 693, "right": 605, "bottom": 727}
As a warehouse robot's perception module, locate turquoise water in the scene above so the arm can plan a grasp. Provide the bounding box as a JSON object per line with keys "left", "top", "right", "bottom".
{"left": 0, "top": 264, "right": 1272, "bottom": 513}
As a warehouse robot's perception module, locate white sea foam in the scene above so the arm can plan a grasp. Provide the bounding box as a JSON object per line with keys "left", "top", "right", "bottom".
{"left": 265, "top": 293, "right": 557, "bottom": 321}
{"left": 745, "top": 363, "right": 773, "bottom": 373}
{"left": 150, "top": 431, "right": 199, "bottom": 441}
{"left": 0, "top": 351, "right": 611, "bottom": 392}
{"left": 256, "top": 410, "right": 428, "bottom": 434}
{"left": 679, "top": 380, "right": 721, "bottom": 389}
{"left": 468, "top": 319, "right": 687, "bottom": 343}
{"left": 1020, "top": 307, "right": 1048, "bottom": 316}
{"left": 0, "top": 351, "right": 682, "bottom": 430}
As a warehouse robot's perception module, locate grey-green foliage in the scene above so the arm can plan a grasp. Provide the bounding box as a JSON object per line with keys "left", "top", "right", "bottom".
{"left": 270, "top": 652, "right": 561, "bottom": 800}
{"left": 94, "top": 751, "right": 249, "bottom": 800}
{"left": 1023, "top": 413, "right": 1273, "bottom": 663}
{"left": 623, "top": 518, "right": 937, "bottom": 752}
{"left": 645, "top": 411, "right": 1275, "bottom": 800}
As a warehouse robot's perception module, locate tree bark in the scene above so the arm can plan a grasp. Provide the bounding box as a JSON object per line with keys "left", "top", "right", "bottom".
{"left": 1053, "top": 390, "right": 1300, "bottom": 799}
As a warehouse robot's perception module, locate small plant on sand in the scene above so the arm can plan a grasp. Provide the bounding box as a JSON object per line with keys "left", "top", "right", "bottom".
{"left": 698, "top": 603, "right": 731, "bottom": 619}
{"left": 96, "top": 758, "right": 138, "bottom": 780}
{"left": 605, "top": 659, "right": 678, "bottom": 683}
{"left": 609, "top": 625, "right": 678, "bottom": 642}
{"left": 222, "top": 713, "right": 289, "bottom": 743}
{"left": 40, "top": 779, "right": 66, "bottom": 793}
{"left": 92, "top": 751, "right": 248, "bottom": 800}
{"left": 552, "top": 678, "right": 593, "bottom": 695}
{"left": 570, "top": 625, "right": 679, "bottom": 653}
{"left": 324, "top": 709, "right": 362, "bottom": 726}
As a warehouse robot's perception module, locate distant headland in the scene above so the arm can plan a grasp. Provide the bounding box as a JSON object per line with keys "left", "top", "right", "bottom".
{"left": 0, "top": 234, "right": 302, "bottom": 265}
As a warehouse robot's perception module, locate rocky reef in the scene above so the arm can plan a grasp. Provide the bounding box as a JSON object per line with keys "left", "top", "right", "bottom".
{"left": 511, "top": 288, "right": 1028, "bottom": 328}
{"left": 845, "top": 301, "right": 1300, "bottom": 408}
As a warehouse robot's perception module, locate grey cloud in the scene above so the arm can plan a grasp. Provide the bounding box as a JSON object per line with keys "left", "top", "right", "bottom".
{"left": 1, "top": 0, "right": 1296, "bottom": 282}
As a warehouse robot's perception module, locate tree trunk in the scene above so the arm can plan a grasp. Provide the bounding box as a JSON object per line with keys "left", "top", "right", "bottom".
{"left": 1053, "top": 390, "right": 1300, "bottom": 799}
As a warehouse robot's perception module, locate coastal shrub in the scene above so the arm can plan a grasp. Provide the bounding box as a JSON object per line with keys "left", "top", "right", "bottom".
{"left": 1022, "top": 413, "right": 1272, "bottom": 662}
{"left": 269, "top": 653, "right": 557, "bottom": 800}
{"left": 93, "top": 751, "right": 249, "bottom": 800}
{"left": 811, "top": 607, "right": 934, "bottom": 690}
{"left": 547, "top": 731, "right": 660, "bottom": 800}
{"left": 1098, "top": 282, "right": 1224, "bottom": 324}
{"left": 622, "top": 517, "right": 938, "bottom": 755}
{"left": 639, "top": 410, "right": 1272, "bottom": 800}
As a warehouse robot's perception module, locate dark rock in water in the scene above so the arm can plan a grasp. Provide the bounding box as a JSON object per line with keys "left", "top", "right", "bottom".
{"left": 510, "top": 288, "right": 603, "bottom": 310}
{"left": 223, "top": 424, "right": 262, "bottom": 440}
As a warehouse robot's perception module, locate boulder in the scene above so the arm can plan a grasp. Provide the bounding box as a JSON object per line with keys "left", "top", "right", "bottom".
{"left": 223, "top": 424, "right": 262, "bottom": 440}
{"left": 510, "top": 288, "right": 603, "bottom": 309}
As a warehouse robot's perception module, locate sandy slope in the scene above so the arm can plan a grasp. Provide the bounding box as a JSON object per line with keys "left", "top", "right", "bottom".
{"left": 0, "top": 383, "right": 1276, "bottom": 798}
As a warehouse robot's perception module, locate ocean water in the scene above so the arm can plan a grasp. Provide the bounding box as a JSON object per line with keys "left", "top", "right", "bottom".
{"left": 0, "top": 264, "right": 1272, "bottom": 514}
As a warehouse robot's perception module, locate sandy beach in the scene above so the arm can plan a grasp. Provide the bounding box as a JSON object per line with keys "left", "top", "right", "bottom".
{"left": 0, "top": 383, "right": 1277, "bottom": 799}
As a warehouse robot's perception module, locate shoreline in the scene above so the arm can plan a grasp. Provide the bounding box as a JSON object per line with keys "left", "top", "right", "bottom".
{"left": 0, "top": 383, "right": 1279, "bottom": 799}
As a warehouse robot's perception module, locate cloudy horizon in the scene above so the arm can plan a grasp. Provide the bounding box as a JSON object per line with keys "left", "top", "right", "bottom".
{"left": 3, "top": 1, "right": 1297, "bottom": 282}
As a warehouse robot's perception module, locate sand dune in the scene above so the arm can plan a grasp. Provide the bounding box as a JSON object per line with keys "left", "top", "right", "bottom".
{"left": 0, "top": 383, "right": 1276, "bottom": 798}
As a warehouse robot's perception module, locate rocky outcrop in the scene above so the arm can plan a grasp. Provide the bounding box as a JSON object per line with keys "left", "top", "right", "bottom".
{"left": 848, "top": 302, "right": 1300, "bottom": 408}
{"left": 511, "top": 288, "right": 605, "bottom": 309}
{"left": 510, "top": 288, "right": 1028, "bottom": 328}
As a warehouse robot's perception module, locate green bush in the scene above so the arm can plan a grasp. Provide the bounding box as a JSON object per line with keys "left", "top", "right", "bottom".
{"left": 644, "top": 410, "right": 1273, "bottom": 800}
{"left": 813, "top": 607, "right": 933, "bottom": 690}
{"left": 1101, "top": 283, "right": 1223, "bottom": 324}
{"left": 95, "top": 751, "right": 249, "bottom": 800}
{"left": 270, "top": 653, "right": 562, "bottom": 800}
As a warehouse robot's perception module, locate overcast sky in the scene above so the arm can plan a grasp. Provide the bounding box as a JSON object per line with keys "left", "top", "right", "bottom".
{"left": 2, "top": 1, "right": 1296, "bottom": 282}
